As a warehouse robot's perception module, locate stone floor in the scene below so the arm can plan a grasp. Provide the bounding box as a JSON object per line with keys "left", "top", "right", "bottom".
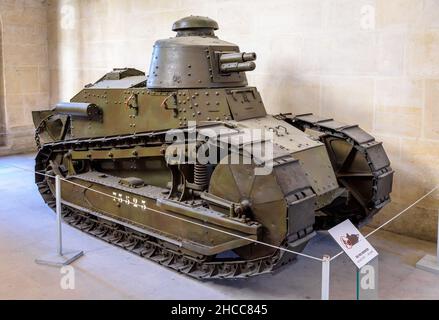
{"left": 0, "top": 153, "right": 438, "bottom": 299}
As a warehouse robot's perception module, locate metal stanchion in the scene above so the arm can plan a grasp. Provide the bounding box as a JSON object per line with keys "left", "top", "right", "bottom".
{"left": 321, "top": 254, "right": 330, "bottom": 300}
{"left": 35, "top": 175, "right": 84, "bottom": 267}
{"left": 416, "top": 209, "right": 439, "bottom": 274}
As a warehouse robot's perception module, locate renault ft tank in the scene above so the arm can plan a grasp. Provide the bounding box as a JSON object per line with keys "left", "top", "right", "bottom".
{"left": 32, "top": 16, "right": 393, "bottom": 279}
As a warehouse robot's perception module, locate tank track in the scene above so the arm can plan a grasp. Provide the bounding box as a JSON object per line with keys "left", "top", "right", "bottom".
{"left": 278, "top": 113, "right": 394, "bottom": 228}
{"left": 34, "top": 131, "right": 302, "bottom": 279}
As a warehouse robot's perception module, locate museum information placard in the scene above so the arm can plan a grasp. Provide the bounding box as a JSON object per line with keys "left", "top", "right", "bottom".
{"left": 328, "top": 219, "right": 378, "bottom": 269}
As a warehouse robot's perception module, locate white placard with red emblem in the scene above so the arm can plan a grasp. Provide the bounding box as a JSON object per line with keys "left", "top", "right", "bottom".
{"left": 328, "top": 219, "right": 378, "bottom": 269}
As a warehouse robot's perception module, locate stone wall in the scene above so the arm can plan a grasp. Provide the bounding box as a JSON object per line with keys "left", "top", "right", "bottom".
{"left": 0, "top": 15, "right": 5, "bottom": 147}
{"left": 0, "top": 0, "right": 50, "bottom": 155}
{"left": 2, "top": 0, "right": 439, "bottom": 241}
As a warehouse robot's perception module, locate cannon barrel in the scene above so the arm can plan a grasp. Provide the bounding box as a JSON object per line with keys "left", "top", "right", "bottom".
{"left": 55, "top": 102, "right": 102, "bottom": 121}
{"left": 219, "top": 52, "right": 256, "bottom": 64}
{"left": 220, "top": 61, "right": 256, "bottom": 73}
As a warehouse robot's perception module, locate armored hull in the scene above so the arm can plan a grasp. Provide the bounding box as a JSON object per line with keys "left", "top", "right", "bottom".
{"left": 32, "top": 16, "right": 393, "bottom": 279}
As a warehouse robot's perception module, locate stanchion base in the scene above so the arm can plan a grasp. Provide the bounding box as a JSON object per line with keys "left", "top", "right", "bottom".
{"left": 35, "top": 250, "right": 84, "bottom": 267}
{"left": 416, "top": 254, "right": 439, "bottom": 274}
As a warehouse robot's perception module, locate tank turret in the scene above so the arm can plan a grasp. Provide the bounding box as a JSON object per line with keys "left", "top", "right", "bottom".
{"left": 147, "top": 16, "right": 256, "bottom": 89}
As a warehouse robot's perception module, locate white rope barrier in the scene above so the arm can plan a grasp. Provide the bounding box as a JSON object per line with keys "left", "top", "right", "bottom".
{"left": 11, "top": 165, "right": 439, "bottom": 262}
{"left": 6, "top": 164, "right": 324, "bottom": 262}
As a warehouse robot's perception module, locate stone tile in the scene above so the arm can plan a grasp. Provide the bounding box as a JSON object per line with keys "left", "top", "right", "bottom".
{"left": 371, "top": 201, "right": 438, "bottom": 242}
{"left": 259, "top": 75, "right": 320, "bottom": 115}
{"left": 303, "top": 31, "right": 377, "bottom": 76}
{"left": 407, "top": 31, "right": 439, "bottom": 77}
{"left": 3, "top": 44, "right": 48, "bottom": 67}
{"left": 423, "top": 0, "right": 439, "bottom": 29}
{"left": 57, "top": 44, "right": 82, "bottom": 70}
{"left": 38, "top": 67, "right": 50, "bottom": 94}
{"left": 389, "top": 138, "right": 439, "bottom": 211}
{"left": 326, "top": 0, "right": 375, "bottom": 31}
{"left": 0, "top": 6, "right": 47, "bottom": 26}
{"left": 375, "top": 105, "right": 422, "bottom": 138}
{"left": 400, "top": 138, "right": 439, "bottom": 190}
{"left": 376, "top": 0, "right": 424, "bottom": 29}
{"left": 253, "top": 34, "right": 303, "bottom": 76}
{"left": 49, "top": 69, "right": 60, "bottom": 106}
{"left": 376, "top": 30, "right": 405, "bottom": 76}
{"left": 424, "top": 80, "right": 439, "bottom": 140}
{"left": 375, "top": 78, "right": 423, "bottom": 107}
{"left": 4, "top": 94, "right": 26, "bottom": 127}
{"left": 321, "top": 76, "right": 374, "bottom": 130}
{"left": 47, "top": 21, "right": 61, "bottom": 46}
{"left": 374, "top": 78, "right": 423, "bottom": 137}
{"left": 55, "top": 68, "right": 84, "bottom": 101}
{"left": 23, "top": 93, "right": 50, "bottom": 112}
{"left": 217, "top": 1, "right": 258, "bottom": 34}
{"left": 2, "top": 23, "right": 48, "bottom": 46}
{"left": 4, "top": 67, "right": 40, "bottom": 95}
{"left": 260, "top": 0, "right": 325, "bottom": 33}
{"left": 300, "top": 34, "right": 326, "bottom": 75}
